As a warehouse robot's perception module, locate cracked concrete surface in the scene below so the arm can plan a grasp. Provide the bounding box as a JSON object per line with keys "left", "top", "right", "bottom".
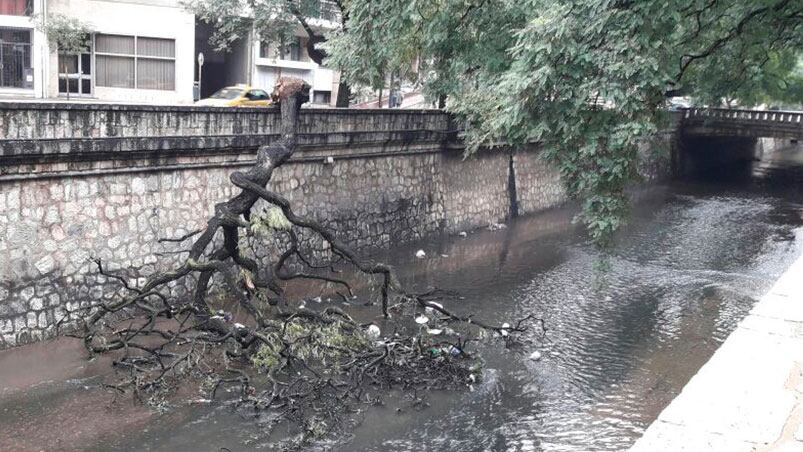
{"left": 630, "top": 255, "right": 803, "bottom": 452}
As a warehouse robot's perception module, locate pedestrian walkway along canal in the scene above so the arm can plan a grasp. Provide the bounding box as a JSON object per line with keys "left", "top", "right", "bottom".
{"left": 2, "top": 144, "right": 803, "bottom": 451}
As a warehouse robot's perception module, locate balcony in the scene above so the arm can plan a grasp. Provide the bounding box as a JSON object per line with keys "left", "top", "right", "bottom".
{"left": 257, "top": 37, "right": 317, "bottom": 71}
{"left": 254, "top": 57, "right": 317, "bottom": 71}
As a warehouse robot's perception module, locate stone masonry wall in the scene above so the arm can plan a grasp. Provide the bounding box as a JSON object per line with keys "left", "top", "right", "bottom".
{"left": 0, "top": 103, "right": 674, "bottom": 348}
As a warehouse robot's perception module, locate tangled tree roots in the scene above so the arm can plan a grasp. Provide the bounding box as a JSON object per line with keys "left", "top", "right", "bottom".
{"left": 66, "top": 78, "right": 544, "bottom": 449}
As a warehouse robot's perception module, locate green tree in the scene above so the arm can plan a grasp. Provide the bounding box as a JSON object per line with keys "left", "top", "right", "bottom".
{"left": 186, "top": 0, "right": 354, "bottom": 106}
{"left": 328, "top": 0, "right": 803, "bottom": 245}
{"left": 34, "top": 13, "right": 92, "bottom": 100}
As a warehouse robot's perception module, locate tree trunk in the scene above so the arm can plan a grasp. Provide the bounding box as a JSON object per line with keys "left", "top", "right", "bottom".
{"left": 335, "top": 80, "right": 351, "bottom": 107}
{"left": 438, "top": 94, "right": 447, "bottom": 109}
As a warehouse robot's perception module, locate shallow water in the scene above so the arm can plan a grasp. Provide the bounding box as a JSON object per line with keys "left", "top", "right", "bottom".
{"left": 2, "top": 144, "right": 803, "bottom": 452}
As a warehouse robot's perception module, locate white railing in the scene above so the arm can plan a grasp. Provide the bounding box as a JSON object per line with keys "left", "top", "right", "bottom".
{"left": 684, "top": 107, "right": 803, "bottom": 125}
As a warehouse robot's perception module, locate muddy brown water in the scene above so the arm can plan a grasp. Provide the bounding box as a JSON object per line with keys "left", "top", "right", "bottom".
{"left": 3, "top": 144, "right": 803, "bottom": 451}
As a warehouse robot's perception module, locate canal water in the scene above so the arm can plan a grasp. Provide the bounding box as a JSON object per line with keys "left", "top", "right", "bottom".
{"left": 2, "top": 143, "right": 803, "bottom": 451}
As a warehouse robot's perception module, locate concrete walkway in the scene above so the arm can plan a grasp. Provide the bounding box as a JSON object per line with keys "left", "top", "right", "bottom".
{"left": 631, "top": 255, "right": 803, "bottom": 451}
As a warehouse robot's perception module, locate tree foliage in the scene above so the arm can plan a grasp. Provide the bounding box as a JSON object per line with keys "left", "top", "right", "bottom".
{"left": 327, "top": 0, "right": 803, "bottom": 244}
{"left": 34, "top": 12, "right": 92, "bottom": 55}
{"left": 185, "top": 0, "right": 331, "bottom": 53}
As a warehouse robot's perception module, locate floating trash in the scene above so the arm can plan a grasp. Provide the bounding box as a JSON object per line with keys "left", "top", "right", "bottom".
{"left": 415, "top": 315, "right": 429, "bottom": 324}
{"left": 529, "top": 351, "right": 543, "bottom": 361}
{"left": 415, "top": 249, "right": 426, "bottom": 258}
{"left": 366, "top": 324, "right": 381, "bottom": 340}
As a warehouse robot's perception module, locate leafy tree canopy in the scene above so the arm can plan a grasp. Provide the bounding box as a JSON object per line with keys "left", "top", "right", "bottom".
{"left": 185, "top": 0, "right": 341, "bottom": 59}
{"left": 327, "top": 0, "right": 803, "bottom": 245}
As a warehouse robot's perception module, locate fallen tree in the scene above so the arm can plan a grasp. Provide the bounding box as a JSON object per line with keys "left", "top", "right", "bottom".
{"left": 69, "top": 78, "right": 542, "bottom": 449}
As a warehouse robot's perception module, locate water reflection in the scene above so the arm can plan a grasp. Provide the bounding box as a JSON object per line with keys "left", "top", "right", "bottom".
{"left": 345, "top": 144, "right": 803, "bottom": 452}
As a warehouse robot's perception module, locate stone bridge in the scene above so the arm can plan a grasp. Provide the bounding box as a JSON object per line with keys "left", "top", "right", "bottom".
{"left": 674, "top": 107, "right": 802, "bottom": 176}
{"left": 681, "top": 107, "right": 803, "bottom": 140}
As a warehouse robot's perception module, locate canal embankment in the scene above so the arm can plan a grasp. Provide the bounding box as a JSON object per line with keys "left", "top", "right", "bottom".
{"left": 0, "top": 103, "right": 674, "bottom": 349}
{"left": 631, "top": 249, "right": 803, "bottom": 451}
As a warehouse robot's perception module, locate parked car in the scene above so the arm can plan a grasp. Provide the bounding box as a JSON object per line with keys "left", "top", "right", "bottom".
{"left": 195, "top": 85, "right": 272, "bottom": 107}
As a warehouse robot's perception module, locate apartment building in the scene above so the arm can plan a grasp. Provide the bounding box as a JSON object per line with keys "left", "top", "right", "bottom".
{"left": 0, "top": 0, "right": 195, "bottom": 103}
{"left": 195, "top": 11, "right": 340, "bottom": 107}
{"left": 251, "top": 26, "right": 337, "bottom": 106}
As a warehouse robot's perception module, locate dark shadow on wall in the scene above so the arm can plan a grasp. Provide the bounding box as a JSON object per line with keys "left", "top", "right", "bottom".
{"left": 674, "top": 135, "right": 758, "bottom": 179}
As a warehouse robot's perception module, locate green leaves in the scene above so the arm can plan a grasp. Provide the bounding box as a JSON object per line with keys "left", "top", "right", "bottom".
{"left": 185, "top": 0, "right": 338, "bottom": 55}
{"left": 331, "top": 0, "right": 802, "bottom": 246}
{"left": 34, "top": 13, "right": 92, "bottom": 54}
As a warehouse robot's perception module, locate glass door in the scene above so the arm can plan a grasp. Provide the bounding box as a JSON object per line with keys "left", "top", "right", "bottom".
{"left": 58, "top": 51, "right": 92, "bottom": 96}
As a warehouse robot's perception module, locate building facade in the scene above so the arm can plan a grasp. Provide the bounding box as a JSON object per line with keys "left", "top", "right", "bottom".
{"left": 0, "top": 0, "right": 195, "bottom": 103}
{"left": 195, "top": 9, "right": 341, "bottom": 108}
{"left": 251, "top": 23, "right": 338, "bottom": 106}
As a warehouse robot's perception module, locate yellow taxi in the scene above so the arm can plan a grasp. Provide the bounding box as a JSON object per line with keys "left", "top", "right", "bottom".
{"left": 195, "top": 85, "right": 273, "bottom": 107}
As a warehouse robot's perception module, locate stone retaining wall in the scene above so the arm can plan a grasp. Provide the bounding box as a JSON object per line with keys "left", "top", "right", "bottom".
{"left": 0, "top": 103, "right": 673, "bottom": 348}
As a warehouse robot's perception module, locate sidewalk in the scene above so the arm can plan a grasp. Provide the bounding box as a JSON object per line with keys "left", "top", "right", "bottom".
{"left": 630, "top": 255, "right": 803, "bottom": 451}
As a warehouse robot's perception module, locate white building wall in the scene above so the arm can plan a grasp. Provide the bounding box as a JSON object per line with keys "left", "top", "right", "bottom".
{"left": 253, "top": 66, "right": 313, "bottom": 92}
{"left": 46, "top": 0, "right": 195, "bottom": 104}
{"left": 0, "top": 1, "right": 48, "bottom": 99}
{"left": 312, "top": 67, "right": 333, "bottom": 92}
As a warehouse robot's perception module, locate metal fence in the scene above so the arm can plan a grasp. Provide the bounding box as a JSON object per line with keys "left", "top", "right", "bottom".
{"left": 0, "top": 41, "right": 32, "bottom": 89}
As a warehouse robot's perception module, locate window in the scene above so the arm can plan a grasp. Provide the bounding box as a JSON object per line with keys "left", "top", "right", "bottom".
{"left": 259, "top": 37, "right": 304, "bottom": 62}
{"left": 245, "top": 89, "right": 270, "bottom": 100}
{"left": 313, "top": 91, "right": 331, "bottom": 105}
{"left": 58, "top": 50, "right": 92, "bottom": 95}
{"left": 210, "top": 87, "right": 243, "bottom": 100}
{"left": 0, "top": 27, "right": 32, "bottom": 89}
{"left": 284, "top": 38, "right": 301, "bottom": 61}
{"left": 246, "top": 89, "right": 269, "bottom": 101}
{"left": 95, "top": 34, "right": 175, "bottom": 90}
{"left": 0, "top": 0, "right": 32, "bottom": 16}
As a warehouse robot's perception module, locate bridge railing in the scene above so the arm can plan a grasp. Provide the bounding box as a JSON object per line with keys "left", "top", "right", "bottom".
{"left": 684, "top": 107, "right": 803, "bottom": 124}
